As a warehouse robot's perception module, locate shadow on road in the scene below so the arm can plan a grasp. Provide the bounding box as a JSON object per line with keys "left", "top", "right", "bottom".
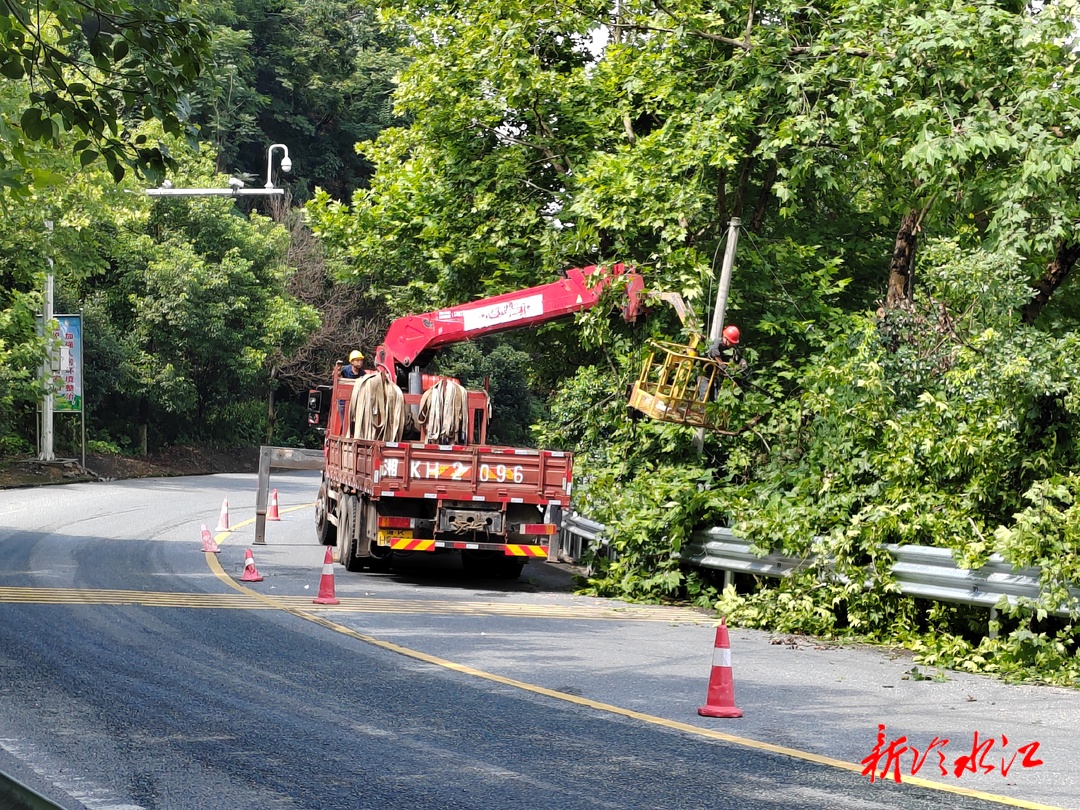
{"left": 367, "top": 553, "right": 585, "bottom": 594}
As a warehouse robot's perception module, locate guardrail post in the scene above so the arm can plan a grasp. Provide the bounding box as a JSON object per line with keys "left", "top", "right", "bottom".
{"left": 254, "top": 445, "right": 326, "bottom": 545}
{"left": 254, "top": 446, "right": 272, "bottom": 545}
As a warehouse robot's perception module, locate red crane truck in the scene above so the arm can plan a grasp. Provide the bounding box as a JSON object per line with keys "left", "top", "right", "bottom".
{"left": 308, "top": 263, "right": 644, "bottom": 579}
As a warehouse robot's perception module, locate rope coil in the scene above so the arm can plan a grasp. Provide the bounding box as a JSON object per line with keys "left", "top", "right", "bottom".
{"left": 417, "top": 378, "right": 468, "bottom": 444}
{"left": 347, "top": 371, "right": 406, "bottom": 441}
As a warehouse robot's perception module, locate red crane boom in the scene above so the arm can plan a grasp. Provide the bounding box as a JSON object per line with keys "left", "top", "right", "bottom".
{"left": 373, "top": 263, "right": 644, "bottom": 377}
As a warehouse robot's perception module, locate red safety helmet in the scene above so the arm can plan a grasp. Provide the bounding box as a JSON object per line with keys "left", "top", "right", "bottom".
{"left": 722, "top": 324, "right": 740, "bottom": 345}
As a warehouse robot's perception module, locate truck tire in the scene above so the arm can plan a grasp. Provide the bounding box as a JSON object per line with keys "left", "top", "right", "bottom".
{"left": 339, "top": 494, "right": 363, "bottom": 572}
{"left": 366, "top": 540, "right": 393, "bottom": 573}
{"left": 357, "top": 498, "right": 393, "bottom": 573}
{"left": 315, "top": 479, "right": 337, "bottom": 546}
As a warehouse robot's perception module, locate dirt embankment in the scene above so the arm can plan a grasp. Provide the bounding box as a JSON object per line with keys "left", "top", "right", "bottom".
{"left": 0, "top": 447, "right": 262, "bottom": 489}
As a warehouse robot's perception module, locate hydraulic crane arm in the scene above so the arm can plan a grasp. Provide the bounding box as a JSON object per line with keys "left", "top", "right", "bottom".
{"left": 373, "top": 263, "right": 645, "bottom": 377}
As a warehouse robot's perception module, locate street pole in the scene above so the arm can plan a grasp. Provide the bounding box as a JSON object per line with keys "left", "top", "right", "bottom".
{"left": 39, "top": 220, "right": 55, "bottom": 462}
{"left": 695, "top": 217, "right": 741, "bottom": 451}
{"left": 146, "top": 143, "right": 292, "bottom": 198}
{"left": 708, "top": 217, "right": 741, "bottom": 345}
{"left": 264, "top": 144, "right": 291, "bottom": 189}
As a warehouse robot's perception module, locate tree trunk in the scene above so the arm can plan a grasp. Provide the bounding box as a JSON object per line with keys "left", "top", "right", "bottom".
{"left": 138, "top": 395, "right": 149, "bottom": 457}
{"left": 1022, "top": 241, "right": 1080, "bottom": 325}
{"left": 748, "top": 159, "right": 778, "bottom": 234}
{"left": 266, "top": 367, "right": 279, "bottom": 445}
{"left": 716, "top": 169, "right": 728, "bottom": 225}
{"left": 885, "top": 210, "right": 920, "bottom": 309}
{"left": 729, "top": 133, "right": 762, "bottom": 222}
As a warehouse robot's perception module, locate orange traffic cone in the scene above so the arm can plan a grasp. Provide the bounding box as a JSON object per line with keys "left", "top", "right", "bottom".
{"left": 268, "top": 489, "right": 281, "bottom": 521}
{"left": 200, "top": 524, "right": 220, "bottom": 554}
{"left": 215, "top": 497, "right": 231, "bottom": 532}
{"left": 313, "top": 546, "right": 340, "bottom": 605}
{"left": 240, "top": 548, "right": 263, "bottom": 582}
{"left": 698, "top": 617, "right": 743, "bottom": 718}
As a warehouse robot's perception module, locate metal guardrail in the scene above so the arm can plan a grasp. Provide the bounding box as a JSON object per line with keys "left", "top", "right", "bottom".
{"left": 680, "top": 527, "right": 811, "bottom": 579}
{"left": 558, "top": 517, "right": 1080, "bottom": 619}
{"left": 254, "top": 445, "right": 326, "bottom": 545}
{"left": 887, "top": 544, "right": 1080, "bottom": 618}
{"left": 557, "top": 512, "right": 606, "bottom": 560}
{"left": 0, "top": 768, "right": 67, "bottom": 810}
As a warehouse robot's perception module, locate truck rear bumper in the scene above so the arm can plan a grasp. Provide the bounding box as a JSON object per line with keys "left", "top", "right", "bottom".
{"left": 388, "top": 537, "right": 548, "bottom": 557}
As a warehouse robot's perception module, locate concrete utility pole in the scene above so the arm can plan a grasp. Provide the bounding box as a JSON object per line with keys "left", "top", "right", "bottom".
{"left": 708, "top": 217, "right": 741, "bottom": 346}
{"left": 695, "top": 217, "right": 741, "bottom": 451}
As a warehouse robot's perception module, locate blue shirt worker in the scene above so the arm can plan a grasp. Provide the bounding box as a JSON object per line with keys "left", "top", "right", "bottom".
{"left": 341, "top": 350, "right": 365, "bottom": 379}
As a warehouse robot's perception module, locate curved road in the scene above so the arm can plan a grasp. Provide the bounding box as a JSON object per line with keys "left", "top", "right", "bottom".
{"left": 0, "top": 473, "right": 1058, "bottom": 810}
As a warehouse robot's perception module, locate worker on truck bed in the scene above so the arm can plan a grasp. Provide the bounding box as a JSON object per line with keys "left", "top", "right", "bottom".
{"left": 334, "top": 350, "right": 366, "bottom": 428}
{"left": 341, "top": 350, "right": 365, "bottom": 379}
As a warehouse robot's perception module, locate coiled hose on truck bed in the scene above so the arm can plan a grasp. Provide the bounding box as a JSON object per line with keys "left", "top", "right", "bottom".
{"left": 346, "top": 371, "right": 406, "bottom": 441}
{"left": 345, "top": 373, "right": 469, "bottom": 444}
{"left": 416, "top": 378, "right": 468, "bottom": 444}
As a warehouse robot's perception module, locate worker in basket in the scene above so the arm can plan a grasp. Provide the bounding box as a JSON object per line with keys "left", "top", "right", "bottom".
{"left": 341, "top": 350, "right": 365, "bottom": 379}
{"left": 704, "top": 324, "right": 749, "bottom": 397}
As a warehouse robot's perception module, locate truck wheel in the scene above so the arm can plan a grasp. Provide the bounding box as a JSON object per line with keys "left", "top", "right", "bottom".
{"left": 339, "top": 495, "right": 362, "bottom": 572}
{"left": 367, "top": 546, "right": 393, "bottom": 573}
{"left": 315, "top": 479, "right": 337, "bottom": 546}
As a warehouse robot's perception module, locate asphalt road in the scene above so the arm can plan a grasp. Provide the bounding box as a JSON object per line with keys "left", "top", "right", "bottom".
{"left": 0, "top": 472, "right": 1072, "bottom": 810}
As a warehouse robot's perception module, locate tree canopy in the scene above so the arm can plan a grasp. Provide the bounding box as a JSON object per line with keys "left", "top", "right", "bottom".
{"left": 307, "top": 0, "right": 1080, "bottom": 684}
{"left": 0, "top": 0, "right": 390, "bottom": 455}
{"left": 0, "top": 0, "right": 210, "bottom": 190}
{"left": 189, "top": 0, "right": 408, "bottom": 200}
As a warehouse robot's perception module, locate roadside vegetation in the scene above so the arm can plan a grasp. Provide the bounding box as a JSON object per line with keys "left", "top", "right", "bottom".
{"left": 2, "top": 0, "right": 1080, "bottom": 684}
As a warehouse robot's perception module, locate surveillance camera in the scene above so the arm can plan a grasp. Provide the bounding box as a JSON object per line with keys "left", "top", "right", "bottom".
{"left": 160, "top": 179, "right": 174, "bottom": 189}
{"left": 228, "top": 177, "right": 245, "bottom": 189}
{"left": 280, "top": 157, "right": 292, "bottom": 173}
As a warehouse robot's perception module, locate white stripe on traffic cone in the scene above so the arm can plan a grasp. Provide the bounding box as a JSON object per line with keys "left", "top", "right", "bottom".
{"left": 215, "top": 498, "right": 231, "bottom": 532}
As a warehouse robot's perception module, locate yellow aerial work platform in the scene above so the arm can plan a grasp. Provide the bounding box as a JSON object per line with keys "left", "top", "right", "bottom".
{"left": 628, "top": 339, "right": 737, "bottom": 431}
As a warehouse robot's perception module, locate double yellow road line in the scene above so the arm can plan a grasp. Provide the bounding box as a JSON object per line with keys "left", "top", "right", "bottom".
{"left": 0, "top": 585, "right": 706, "bottom": 622}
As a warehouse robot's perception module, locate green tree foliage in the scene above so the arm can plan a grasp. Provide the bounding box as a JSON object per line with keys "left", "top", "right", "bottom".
{"left": 190, "top": 0, "right": 408, "bottom": 200}
{"left": 307, "top": 0, "right": 1080, "bottom": 682}
{"left": 433, "top": 338, "right": 545, "bottom": 447}
{"left": 534, "top": 364, "right": 721, "bottom": 603}
{"left": 0, "top": 0, "right": 210, "bottom": 190}
{"left": 0, "top": 122, "right": 319, "bottom": 454}
{"left": 125, "top": 201, "right": 317, "bottom": 445}
{"left": 704, "top": 241, "right": 1080, "bottom": 683}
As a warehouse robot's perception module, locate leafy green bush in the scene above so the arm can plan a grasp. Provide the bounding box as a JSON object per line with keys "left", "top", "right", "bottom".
{"left": 545, "top": 241, "right": 1080, "bottom": 685}
{"left": 0, "top": 434, "right": 33, "bottom": 456}
{"left": 86, "top": 438, "right": 124, "bottom": 455}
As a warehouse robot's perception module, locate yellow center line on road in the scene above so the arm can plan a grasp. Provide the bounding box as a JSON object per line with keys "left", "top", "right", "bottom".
{"left": 0, "top": 588, "right": 276, "bottom": 608}
{"left": 0, "top": 586, "right": 705, "bottom": 622}
{"left": 282, "top": 598, "right": 708, "bottom": 621}
{"left": 206, "top": 514, "right": 1064, "bottom": 810}
{"left": 0, "top": 501, "right": 704, "bottom": 621}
